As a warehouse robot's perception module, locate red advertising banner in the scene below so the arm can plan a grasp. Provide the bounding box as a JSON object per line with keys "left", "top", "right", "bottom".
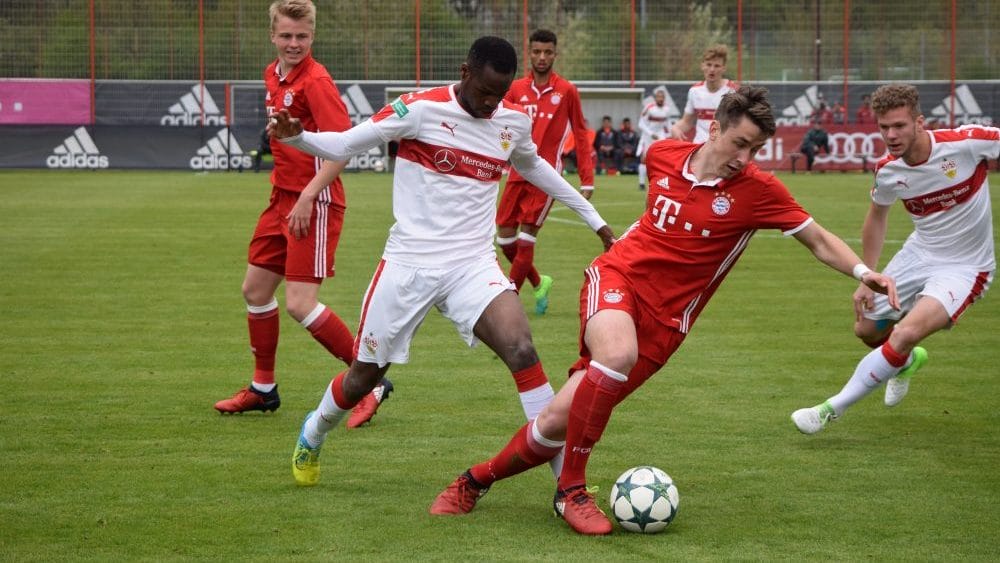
{"left": 0, "top": 79, "right": 91, "bottom": 125}
{"left": 757, "top": 125, "right": 888, "bottom": 173}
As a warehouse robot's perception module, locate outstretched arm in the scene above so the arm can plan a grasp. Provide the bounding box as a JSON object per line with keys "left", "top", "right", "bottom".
{"left": 268, "top": 108, "right": 382, "bottom": 162}
{"left": 792, "top": 221, "right": 899, "bottom": 314}
{"left": 511, "top": 152, "right": 616, "bottom": 251}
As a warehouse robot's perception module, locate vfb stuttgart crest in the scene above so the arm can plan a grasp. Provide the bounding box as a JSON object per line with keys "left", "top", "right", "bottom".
{"left": 500, "top": 127, "right": 513, "bottom": 151}
{"left": 433, "top": 149, "right": 457, "bottom": 172}
{"left": 940, "top": 157, "right": 958, "bottom": 179}
{"left": 711, "top": 191, "right": 734, "bottom": 216}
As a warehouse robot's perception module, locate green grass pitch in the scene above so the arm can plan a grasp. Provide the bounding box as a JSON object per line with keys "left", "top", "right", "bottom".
{"left": 1, "top": 168, "right": 998, "bottom": 560}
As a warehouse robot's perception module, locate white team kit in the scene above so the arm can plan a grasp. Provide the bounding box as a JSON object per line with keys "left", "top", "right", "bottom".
{"left": 867, "top": 125, "right": 997, "bottom": 322}
{"left": 283, "top": 85, "right": 606, "bottom": 365}
{"left": 682, "top": 79, "right": 737, "bottom": 143}
{"left": 636, "top": 101, "right": 670, "bottom": 157}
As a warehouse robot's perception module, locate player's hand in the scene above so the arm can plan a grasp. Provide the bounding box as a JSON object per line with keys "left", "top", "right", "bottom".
{"left": 852, "top": 283, "right": 876, "bottom": 321}
{"left": 856, "top": 272, "right": 899, "bottom": 318}
{"left": 287, "top": 195, "right": 314, "bottom": 240}
{"left": 267, "top": 109, "right": 303, "bottom": 140}
{"left": 581, "top": 186, "right": 594, "bottom": 201}
{"left": 596, "top": 225, "right": 616, "bottom": 252}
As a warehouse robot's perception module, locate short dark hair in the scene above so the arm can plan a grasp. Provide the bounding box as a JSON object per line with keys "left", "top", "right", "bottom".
{"left": 467, "top": 36, "right": 518, "bottom": 75}
{"left": 716, "top": 85, "right": 776, "bottom": 138}
{"left": 529, "top": 29, "right": 557, "bottom": 46}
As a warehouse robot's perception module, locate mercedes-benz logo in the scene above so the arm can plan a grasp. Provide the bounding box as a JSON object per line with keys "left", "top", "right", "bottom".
{"left": 433, "top": 149, "right": 457, "bottom": 172}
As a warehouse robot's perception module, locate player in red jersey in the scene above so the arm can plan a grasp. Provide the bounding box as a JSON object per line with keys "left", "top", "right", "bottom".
{"left": 430, "top": 85, "right": 899, "bottom": 535}
{"left": 496, "top": 29, "right": 595, "bottom": 316}
{"left": 214, "top": 0, "right": 377, "bottom": 415}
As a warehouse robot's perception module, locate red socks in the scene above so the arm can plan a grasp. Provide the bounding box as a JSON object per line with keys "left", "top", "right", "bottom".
{"left": 558, "top": 361, "right": 627, "bottom": 491}
{"left": 510, "top": 238, "right": 541, "bottom": 290}
{"left": 470, "top": 421, "right": 562, "bottom": 487}
{"left": 248, "top": 306, "right": 280, "bottom": 386}
{"left": 304, "top": 305, "right": 356, "bottom": 366}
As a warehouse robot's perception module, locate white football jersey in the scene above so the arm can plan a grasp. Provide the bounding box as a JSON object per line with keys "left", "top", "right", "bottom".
{"left": 872, "top": 126, "right": 998, "bottom": 270}
{"left": 283, "top": 84, "right": 606, "bottom": 268}
{"left": 638, "top": 101, "right": 671, "bottom": 146}
{"left": 682, "top": 80, "right": 737, "bottom": 142}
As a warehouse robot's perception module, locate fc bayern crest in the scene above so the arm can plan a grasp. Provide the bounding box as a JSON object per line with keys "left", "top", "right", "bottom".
{"left": 603, "top": 289, "right": 624, "bottom": 304}
{"left": 551, "top": 93, "right": 562, "bottom": 105}
{"left": 283, "top": 90, "right": 294, "bottom": 107}
{"left": 711, "top": 194, "right": 733, "bottom": 216}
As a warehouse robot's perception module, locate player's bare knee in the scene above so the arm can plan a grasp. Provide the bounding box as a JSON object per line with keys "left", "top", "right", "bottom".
{"left": 535, "top": 406, "right": 568, "bottom": 441}
{"left": 887, "top": 324, "right": 922, "bottom": 352}
{"left": 594, "top": 349, "right": 637, "bottom": 376}
{"left": 504, "top": 337, "right": 540, "bottom": 371}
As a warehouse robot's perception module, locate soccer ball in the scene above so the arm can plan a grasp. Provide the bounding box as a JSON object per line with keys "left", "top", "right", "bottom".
{"left": 372, "top": 158, "right": 386, "bottom": 172}
{"left": 609, "top": 465, "right": 679, "bottom": 533}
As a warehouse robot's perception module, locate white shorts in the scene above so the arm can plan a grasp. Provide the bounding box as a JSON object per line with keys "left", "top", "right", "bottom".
{"left": 865, "top": 244, "right": 993, "bottom": 324}
{"left": 354, "top": 255, "right": 515, "bottom": 367}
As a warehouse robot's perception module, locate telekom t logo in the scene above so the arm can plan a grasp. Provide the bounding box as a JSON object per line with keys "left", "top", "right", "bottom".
{"left": 651, "top": 194, "right": 682, "bottom": 231}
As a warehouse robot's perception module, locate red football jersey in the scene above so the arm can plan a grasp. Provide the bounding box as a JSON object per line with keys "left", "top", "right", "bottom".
{"left": 265, "top": 54, "right": 352, "bottom": 207}
{"left": 594, "top": 139, "right": 812, "bottom": 333}
{"left": 503, "top": 71, "right": 594, "bottom": 186}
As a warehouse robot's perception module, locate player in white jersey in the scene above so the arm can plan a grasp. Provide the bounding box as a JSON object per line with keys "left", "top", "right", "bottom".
{"left": 670, "top": 44, "right": 737, "bottom": 144}
{"left": 635, "top": 86, "right": 670, "bottom": 190}
{"left": 792, "top": 83, "right": 996, "bottom": 434}
{"left": 267, "top": 36, "right": 616, "bottom": 487}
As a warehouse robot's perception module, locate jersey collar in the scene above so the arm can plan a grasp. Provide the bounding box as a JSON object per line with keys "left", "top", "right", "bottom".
{"left": 274, "top": 53, "right": 315, "bottom": 84}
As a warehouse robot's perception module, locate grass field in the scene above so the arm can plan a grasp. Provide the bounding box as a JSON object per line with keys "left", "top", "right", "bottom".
{"left": 2, "top": 168, "right": 998, "bottom": 560}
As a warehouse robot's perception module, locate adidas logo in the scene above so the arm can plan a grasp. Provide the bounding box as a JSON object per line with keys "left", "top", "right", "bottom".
{"left": 777, "top": 85, "right": 821, "bottom": 126}
{"left": 931, "top": 84, "right": 993, "bottom": 126}
{"left": 339, "top": 84, "right": 385, "bottom": 171}
{"left": 161, "top": 84, "right": 226, "bottom": 126}
{"left": 341, "top": 84, "right": 375, "bottom": 126}
{"left": 46, "top": 127, "right": 108, "bottom": 169}
{"left": 656, "top": 177, "right": 670, "bottom": 189}
{"left": 189, "top": 129, "right": 252, "bottom": 170}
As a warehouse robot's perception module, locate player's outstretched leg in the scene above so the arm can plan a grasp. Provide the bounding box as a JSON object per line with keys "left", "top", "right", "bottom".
{"left": 553, "top": 486, "right": 613, "bottom": 535}
{"left": 346, "top": 377, "right": 394, "bottom": 428}
{"left": 885, "top": 346, "right": 928, "bottom": 407}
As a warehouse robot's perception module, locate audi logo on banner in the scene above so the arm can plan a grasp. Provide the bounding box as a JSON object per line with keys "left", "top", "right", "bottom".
{"left": 816, "top": 131, "right": 888, "bottom": 165}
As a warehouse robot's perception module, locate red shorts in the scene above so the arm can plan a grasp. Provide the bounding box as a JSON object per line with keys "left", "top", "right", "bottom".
{"left": 496, "top": 179, "right": 555, "bottom": 229}
{"left": 248, "top": 186, "right": 345, "bottom": 283}
{"left": 569, "top": 263, "right": 687, "bottom": 403}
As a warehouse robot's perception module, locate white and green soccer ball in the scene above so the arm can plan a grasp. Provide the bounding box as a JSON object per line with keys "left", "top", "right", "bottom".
{"left": 609, "top": 465, "right": 679, "bottom": 533}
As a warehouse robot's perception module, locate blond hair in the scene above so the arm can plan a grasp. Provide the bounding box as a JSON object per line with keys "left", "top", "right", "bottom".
{"left": 703, "top": 44, "right": 728, "bottom": 64}
{"left": 269, "top": 0, "right": 315, "bottom": 31}
{"left": 870, "top": 84, "right": 921, "bottom": 118}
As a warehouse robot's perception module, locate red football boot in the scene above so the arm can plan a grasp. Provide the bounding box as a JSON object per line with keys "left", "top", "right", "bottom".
{"left": 554, "top": 486, "right": 613, "bottom": 535}
{"left": 429, "top": 471, "right": 489, "bottom": 515}
{"left": 214, "top": 385, "right": 280, "bottom": 414}
{"left": 346, "top": 378, "right": 393, "bottom": 428}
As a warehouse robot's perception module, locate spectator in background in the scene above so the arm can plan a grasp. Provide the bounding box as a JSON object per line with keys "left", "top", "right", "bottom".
{"left": 593, "top": 115, "right": 620, "bottom": 175}
{"left": 811, "top": 101, "right": 834, "bottom": 126}
{"left": 832, "top": 100, "right": 846, "bottom": 124}
{"left": 799, "top": 118, "right": 830, "bottom": 173}
{"left": 618, "top": 117, "right": 639, "bottom": 174}
{"left": 856, "top": 94, "right": 875, "bottom": 125}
